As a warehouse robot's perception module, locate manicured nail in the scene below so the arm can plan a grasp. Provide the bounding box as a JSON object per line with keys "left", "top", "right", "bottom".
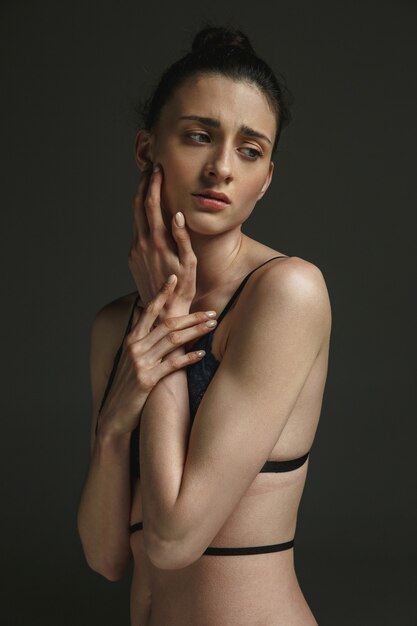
{"left": 196, "top": 350, "right": 206, "bottom": 358}
{"left": 153, "top": 163, "right": 161, "bottom": 172}
{"left": 175, "top": 212, "right": 185, "bottom": 227}
{"left": 167, "top": 274, "right": 176, "bottom": 283}
{"left": 205, "top": 310, "right": 217, "bottom": 318}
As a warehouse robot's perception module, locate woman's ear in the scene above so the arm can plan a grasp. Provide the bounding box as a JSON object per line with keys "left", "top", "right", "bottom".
{"left": 134, "top": 129, "right": 154, "bottom": 172}
{"left": 257, "top": 161, "right": 274, "bottom": 200}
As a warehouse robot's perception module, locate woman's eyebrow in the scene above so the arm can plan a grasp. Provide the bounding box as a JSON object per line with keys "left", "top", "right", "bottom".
{"left": 240, "top": 124, "right": 272, "bottom": 145}
{"left": 179, "top": 115, "right": 220, "bottom": 128}
{"left": 178, "top": 115, "right": 272, "bottom": 145}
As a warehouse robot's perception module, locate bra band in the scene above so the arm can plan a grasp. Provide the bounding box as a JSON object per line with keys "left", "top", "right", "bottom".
{"left": 129, "top": 521, "right": 143, "bottom": 533}
{"left": 260, "top": 452, "right": 309, "bottom": 472}
{"left": 128, "top": 522, "right": 294, "bottom": 555}
{"left": 202, "top": 539, "right": 294, "bottom": 556}
{"left": 95, "top": 294, "right": 140, "bottom": 435}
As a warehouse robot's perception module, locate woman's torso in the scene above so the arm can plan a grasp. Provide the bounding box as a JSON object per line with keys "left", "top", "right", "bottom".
{"left": 108, "top": 241, "right": 328, "bottom": 625}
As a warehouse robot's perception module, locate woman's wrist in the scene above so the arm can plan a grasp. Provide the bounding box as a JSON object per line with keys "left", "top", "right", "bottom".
{"left": 159, "top": 303, "right": 191, "bottom": 322}
{"left": 96, "top": 409, "right": 137, "bottom": 443}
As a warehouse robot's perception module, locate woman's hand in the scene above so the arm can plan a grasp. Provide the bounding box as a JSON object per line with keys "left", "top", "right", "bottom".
{"left": 128, "top": 165, "right": 197, "bottom": 322}
{"left": 97, "top": 275, "right": 217, "bottom": 437}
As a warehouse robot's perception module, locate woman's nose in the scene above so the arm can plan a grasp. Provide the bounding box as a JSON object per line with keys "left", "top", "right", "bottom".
{"left": 203, "top": 146, "right": 234, "bottom": 182}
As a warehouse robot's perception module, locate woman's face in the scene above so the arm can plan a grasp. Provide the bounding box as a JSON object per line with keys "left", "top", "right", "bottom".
{"left": 139, "top": 74, "right": 277, "bottom": 235}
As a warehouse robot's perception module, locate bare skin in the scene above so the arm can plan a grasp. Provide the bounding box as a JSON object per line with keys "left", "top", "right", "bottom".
{"left": 80, "top": 75, "right": 331, "bottom": 625}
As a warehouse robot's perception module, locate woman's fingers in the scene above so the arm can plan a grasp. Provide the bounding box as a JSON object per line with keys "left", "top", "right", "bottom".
{"left": 153, "top": 347, "right": 207, "bottom": 382}
{"left": 147, "top": 315, "right": 217, "bottom": 365}
{"left": 128, "top": 312, "right": 217, "bottom": 382}
{"left": 171, "top": 210, "right": 195, "bottom": 265}
{"left": 145, "top": 166, "right": 167, "bottom": 236}
{"left": 128, "top": 275, "right": 218, "bottom": 358}
{"left": 133, "top": 274, "right": 178, "bottom": 340}
{"left": 132, "top": 171, "right": 151, "bottom": 239}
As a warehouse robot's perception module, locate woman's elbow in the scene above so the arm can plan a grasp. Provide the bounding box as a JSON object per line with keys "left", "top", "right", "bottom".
{"left": 84, "top": 550, "right": 129, "bottom": 581}
{"left": 77, "top": 526, "right": 130, "bottom": 581}
{"left": 147, "top": 537, "right": 196, "bottom": 570}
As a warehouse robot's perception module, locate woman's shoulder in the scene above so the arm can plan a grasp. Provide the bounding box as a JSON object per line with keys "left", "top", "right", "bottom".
{"left": 220, "top": 252, "right": 332, "bottom": 370}
{"left": 254, "top": 253, "right": 329, "bottom": 305}
{"left": 89, "top": 291, "right": 141, "bottom": 424}
{"left": 91, "top": 290, "right": 141, "bottom": 361}
{"left": 245, "top": 238, "right": 322, "bottom": 274}
{"left": 94, "top": 290, "right": 140, "bottom": 325}
{"left": 264, "top": 254, "right": 326, "bottom": 284}
{"left": 238, "top": 246, "right": 331, "bottom": 328}
{"left": 245, "top": 240, "right": 326, "bottom": 287}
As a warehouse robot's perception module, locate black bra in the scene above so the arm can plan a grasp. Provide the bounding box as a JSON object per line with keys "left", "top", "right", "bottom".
{"left": 97, "top": 256, "right": 310, "bottom": 556}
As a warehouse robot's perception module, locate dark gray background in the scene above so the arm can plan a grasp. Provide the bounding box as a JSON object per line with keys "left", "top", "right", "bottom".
{"left": 1, "top": 1, "right": 416, "bottom": 624}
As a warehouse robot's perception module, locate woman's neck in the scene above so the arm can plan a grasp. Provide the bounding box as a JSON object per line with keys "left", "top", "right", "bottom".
{"left": 190, "top": 229, "right": 249, "bottom": 300}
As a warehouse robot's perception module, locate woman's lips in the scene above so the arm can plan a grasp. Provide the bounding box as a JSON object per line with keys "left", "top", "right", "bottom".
{"left": 191, "top": 194, "right": 229, "bottom": 210}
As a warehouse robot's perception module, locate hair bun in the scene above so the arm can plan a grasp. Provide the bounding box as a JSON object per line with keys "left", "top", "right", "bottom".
{"left": 191, "top": 26, "right": 255, "bottom": 55}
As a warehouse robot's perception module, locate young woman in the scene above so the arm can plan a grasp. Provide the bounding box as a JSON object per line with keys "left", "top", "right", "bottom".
{"left": 78, "top": 26, "right": 331, "bottom": 625}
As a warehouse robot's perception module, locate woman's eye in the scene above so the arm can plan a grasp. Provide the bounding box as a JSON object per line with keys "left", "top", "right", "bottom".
{"left": 187, "top": 132, "right": 210, "bottom": 143}
{"left": 240, "top": 147, "right": 262, "bottom": 159}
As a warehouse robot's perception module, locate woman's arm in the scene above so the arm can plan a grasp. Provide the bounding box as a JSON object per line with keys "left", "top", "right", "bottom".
{"left": 77, "top": 286, "right": 215, "bottom": 580}
{"left": 77, "top": 302, "right": 133, "bottom": 581}
{"left": 140, "top": 335, "right": 193, "bottom": 564}
{"left": 139, "top": 259, "right": 331, "bottom": 570}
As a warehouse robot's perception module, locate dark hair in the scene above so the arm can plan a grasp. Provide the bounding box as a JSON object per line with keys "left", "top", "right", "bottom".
{"left": 135, "top": 25, "right": 294, "bottom": 154}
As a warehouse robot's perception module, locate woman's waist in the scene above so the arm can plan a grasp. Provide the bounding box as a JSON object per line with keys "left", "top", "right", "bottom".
{"left": 148, "top": 552, "right": 300, "bottom": 626}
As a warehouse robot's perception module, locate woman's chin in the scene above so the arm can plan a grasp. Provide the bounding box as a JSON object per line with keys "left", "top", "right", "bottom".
{"left": 163, "top": 204, "right": 230, "bottom": 237}
{"left": 184, "top": 216, "right": 229, "bottom": 238}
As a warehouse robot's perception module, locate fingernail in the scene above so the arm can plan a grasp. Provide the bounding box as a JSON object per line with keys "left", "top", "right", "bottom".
{"left": 196, "top": 350, "right": 206, "bottom": 358}
{"left": 175, "top": 212, "right": 185, "bottom": 227}
{"left": 205, "top": 310, "right": 217, "bottom": 318}
{"left": 167, "top": 274, "right": 176, "bottom": 283}
{"left": 153, "top": 163, "right": 161, "bottom": 172}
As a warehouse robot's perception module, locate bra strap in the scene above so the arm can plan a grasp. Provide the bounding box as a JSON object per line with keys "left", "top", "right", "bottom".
{"left": 216, "top": 256, "right": 289, "bottom": 327}
{"left": 95, "top": 294, "right": 140, "bottom": 434}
